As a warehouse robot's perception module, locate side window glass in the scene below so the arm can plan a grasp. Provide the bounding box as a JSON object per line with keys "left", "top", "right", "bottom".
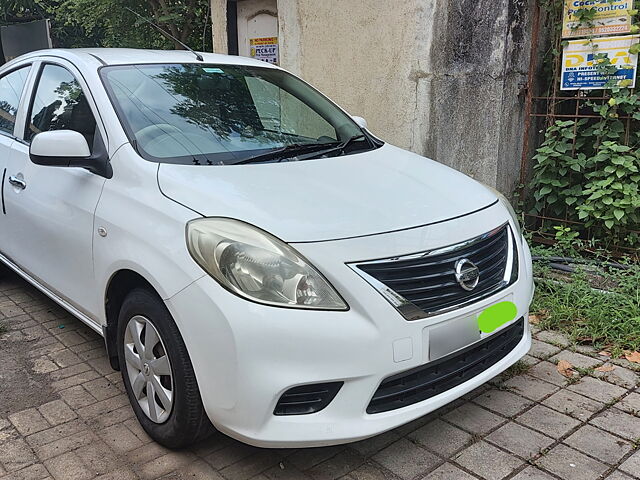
{"left": 25, "top": 64, "right": 97, "bottom": 149}
{"left": 0, "top": 66, "right": 31, "bottom": 135}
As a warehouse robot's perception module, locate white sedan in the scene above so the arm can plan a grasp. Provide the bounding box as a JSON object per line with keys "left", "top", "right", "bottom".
{"left": 0, "top": 48, "right": 533, "bottom": 448}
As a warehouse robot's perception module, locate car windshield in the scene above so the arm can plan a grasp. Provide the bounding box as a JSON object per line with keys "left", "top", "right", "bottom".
{"left": 101, "top": 63, "right": 377, "bottom": 165}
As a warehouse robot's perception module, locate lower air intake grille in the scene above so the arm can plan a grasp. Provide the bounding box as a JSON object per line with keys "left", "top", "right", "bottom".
{"left": 367, "top": 318, "right": 525, "bottom": 414}
{"left": 274, "top": 382, "right": 343, "bottom": 415}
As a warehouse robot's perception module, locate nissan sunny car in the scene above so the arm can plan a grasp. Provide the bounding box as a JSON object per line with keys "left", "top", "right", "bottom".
{"left": 0, "top": 48, "right": 533, "bottom": 448}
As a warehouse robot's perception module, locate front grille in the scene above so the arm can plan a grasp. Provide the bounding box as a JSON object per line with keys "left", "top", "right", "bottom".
{"left": 367, "top": 317, "right": 525, "bottom": 414}
{"left": 355, "top": 224, "right": 513, "bottom": 319}
{"left": 273, "top": 382, "right": 343, "bottom": 415}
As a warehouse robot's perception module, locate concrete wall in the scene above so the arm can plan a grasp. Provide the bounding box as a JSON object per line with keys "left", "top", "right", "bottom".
{"left": 211, "top": 0, "right": 535, "bottom": 194}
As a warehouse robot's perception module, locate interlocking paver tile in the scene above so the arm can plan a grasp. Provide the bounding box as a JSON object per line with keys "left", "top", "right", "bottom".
{"left": 606, "top": 471, "right": 636, "bottom": 480}
{"left": 342, "top": 463, "right": 386, "bottom": 480}
{"left": 536, "top": 444, "right": 609, "bottom": 480}
{"left": 0, "top": 438, "right": 37, "bottom": 472}
{"left": 502, "top": 375, "right": 560, "bottom": 401}
{"left": 535, "top": 330, "right": 571, "bottom": 347}
{"left": 74, "top": 440, "right": 121, "bottom": 476}
{"left": 94, "top": 467, "right": 139, "bottom": 480}
{"left": 33, "top": 430, "right": 95, "bottom": 461}
{"left": 408, "top": 418, "right": 472, "bottom": 457}
{"left": 593, "top": 364, "right": 639, "bottom": 389}
{"left": 472, "top": 389, "right": 534, "bottom": 417}
{"left": 97, "top": 423, "right": 144, "bottom": 454}
{"left": 219, "top": 450, "right": 282, "bottom": 480}
{"left": 0, "top": 462, "right": 50, "bottom": 480}
{"left": 57, "top": 385, "right": 96, "bottom": 409}
{"left": 564, "top": 424, "right": 633, "bottom": 465}
{"left": 510, "top": 466, "right": 556, "bottom": 479}
{"left": 47, "top": 348, "right": 82, "bottom": 369}
{"left": 616, "top": 391, "right": 640, "bottom": 415}
{"left": 590, "top": 408, "right": 640, "bottom": 440}
{"left": 136, "top": 451, "right": 196, "bottom": 479}
{"left": 204, "top": 442, "right": 261, "bottom": 470}
{"left": 543, "top": 389, "right": 604, "bottom": 420}
{"left": 527, "top": 361, "right": 568, "bottom": 386}
{"left": 31, "top": 357, "right": 59, "bottom": 374}
{"left": 516, "top": 404, "right": 581, "bottom": 438}
{"left": 443, "top": 403, "right": 505, "bottom": 434}
{"left": 305, "top": 449, "right": 365, "bottom": 480}
{"left": 568, "top": 376, "right": 627, "bottom": 403}
{"left": 124, "top": 442, "right": 171, "bottom": 466}
{"left": 421, "top": 463, "right": 476, "bottom": 479}
{"left": 8, "top": 409, "right": 50, "bottom": 436}
{"left": 528, "top": 339, "right": 561, "bottom": 359}
{"left": 44, "top": 451, "right": 93, "bottom": 480}
{"left": 520, "top": 354, "right": 540, "bottom": 366}
{"left": 486, "top": 422, "right": 554, "bottom": 459}
{"left": 37, "top": 400, "right": 77, "bottom": 426}
{"left": 81, "top": 378, "right": 120, "bottom": 401}
{"left": 350, "top": 430, "right": 400, "bottom": 458}
{"left": 619, "top": 450, "right": 640, "bottom": 477}
{"left": 372, "top": 439, "right": 440, "bottom": 480}
{"left": 550, "top": 350, "right": 603, "bottom": 369}
{"left": 454, "top": 441, "right": 523, "bottom": 480}
{"left": 177, "top": 460, "right": 225, "bottom": 480}
{"left": 25, "top": 419, "right": 87, "bottom": 448}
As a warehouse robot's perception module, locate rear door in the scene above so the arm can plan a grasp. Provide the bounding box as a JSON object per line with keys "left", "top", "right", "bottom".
{"left": 3, "top": 59, "right": 107, "bottom": 322}
{"left": 0, "top": 64, "right": 32, "bottom": 240}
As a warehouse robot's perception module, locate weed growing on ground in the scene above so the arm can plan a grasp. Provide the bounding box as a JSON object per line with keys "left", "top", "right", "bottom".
{"left": 530, "top": 246, "right": 640, "bottom": 352}
{"left": 501, "top": 360, "right": 531, "bottom": 380}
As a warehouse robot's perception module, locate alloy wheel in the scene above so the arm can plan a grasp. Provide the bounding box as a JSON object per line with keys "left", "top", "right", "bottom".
{"left": 123, "top": 315, "right": 174, "bottom": 423}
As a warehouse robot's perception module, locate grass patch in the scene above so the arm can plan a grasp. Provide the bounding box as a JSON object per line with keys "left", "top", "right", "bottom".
{"left": 0, "top": 322, "right": 7, "bottom": 335}
{"left": 501, "top": 360, "right": 531, "bottom": 380}
{"left": 531, "top": 246, "right": 640, "bottom": 354}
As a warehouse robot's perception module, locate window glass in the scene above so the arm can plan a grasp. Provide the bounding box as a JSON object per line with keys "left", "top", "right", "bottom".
{"left": 102, "top": 64, "right": 370, "bottom": 165}
{"left": 26, "top": 64, "right": 97, "bottom": 148}
{"left": 0, "top": 66, "right": 30, "bottom": 135}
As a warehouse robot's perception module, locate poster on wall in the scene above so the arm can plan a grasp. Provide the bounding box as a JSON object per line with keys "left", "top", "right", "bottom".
{"left": 249, "top": 37, "right": 279, "bottom": 64}
{"left": 562, "top": 0, "right": 633, "bottom": 38}
{"left": 561, "top": 35, "right": 640, "bottom": 90}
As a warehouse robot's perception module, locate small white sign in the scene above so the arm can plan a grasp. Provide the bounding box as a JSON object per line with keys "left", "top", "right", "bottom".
{"left": 249, "top": 37, "right": 279, "bottom": 65}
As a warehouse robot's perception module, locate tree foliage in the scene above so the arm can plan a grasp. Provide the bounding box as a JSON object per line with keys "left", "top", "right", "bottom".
{"left": 1, "top": 0, "right": 212, "bottom": 51}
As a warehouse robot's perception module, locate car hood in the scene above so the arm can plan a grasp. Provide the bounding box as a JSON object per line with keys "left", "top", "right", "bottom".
{"left": 157, "top": 143, "right": 497, "bottom": 242}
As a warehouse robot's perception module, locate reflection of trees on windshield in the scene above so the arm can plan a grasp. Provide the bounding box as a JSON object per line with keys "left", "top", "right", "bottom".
{"left": 154, "top": 65, "right": 268, "bottom": 143}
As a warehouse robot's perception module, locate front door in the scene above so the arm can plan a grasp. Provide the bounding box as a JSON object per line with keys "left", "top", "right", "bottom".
{"left": 3, "top": 60, "right": 106, "bottom": 321}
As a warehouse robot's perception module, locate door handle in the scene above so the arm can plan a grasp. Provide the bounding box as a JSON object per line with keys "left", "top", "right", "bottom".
{"left": 8, "top": 175, "right": 26, "bottom": 190}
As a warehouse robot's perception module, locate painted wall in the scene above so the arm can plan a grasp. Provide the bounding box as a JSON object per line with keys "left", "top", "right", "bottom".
{"left": 211, "top": 0, "right": 534, "bottom": 193}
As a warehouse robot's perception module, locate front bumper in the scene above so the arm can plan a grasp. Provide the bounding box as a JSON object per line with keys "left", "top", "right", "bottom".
{"left": 165, "top": 204, "right": 534, "bottom": 447}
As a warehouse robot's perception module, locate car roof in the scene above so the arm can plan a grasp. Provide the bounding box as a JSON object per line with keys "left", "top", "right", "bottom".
{"left": 4, "top": 48, "right": 278, "bottom": 70}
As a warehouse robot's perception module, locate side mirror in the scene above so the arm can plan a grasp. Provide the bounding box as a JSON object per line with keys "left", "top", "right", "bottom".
{"left": 29, "top": 130, "right": 112, "bottom": 179}
{"left": 352, "top": 115, "right": 368, "bottom": 130}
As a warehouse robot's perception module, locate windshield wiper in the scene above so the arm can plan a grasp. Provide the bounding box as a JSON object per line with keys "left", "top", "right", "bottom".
{"left": 234, "top": 142, "right": 340, "bottom": 165}
{"left": 294, "top": 134, "right": 368, "bottom": 161}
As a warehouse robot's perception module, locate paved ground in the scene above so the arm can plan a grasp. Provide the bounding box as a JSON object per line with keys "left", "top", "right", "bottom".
{"left": 0, "top": 272, "right": 639, "bottom": 480}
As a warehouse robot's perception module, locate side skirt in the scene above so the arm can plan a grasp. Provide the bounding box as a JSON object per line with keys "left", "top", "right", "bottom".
{"left": 0, "top": 251, "right": 103, "bottom": 336}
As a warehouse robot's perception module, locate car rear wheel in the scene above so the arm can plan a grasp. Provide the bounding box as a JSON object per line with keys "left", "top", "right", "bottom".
{"left": 117, "top": 288, "right": 214, "bottom": 448}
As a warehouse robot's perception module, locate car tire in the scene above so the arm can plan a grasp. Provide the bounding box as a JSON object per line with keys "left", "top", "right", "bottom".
{"left": 117, "top": 287, "right": 214, "bottom": 448}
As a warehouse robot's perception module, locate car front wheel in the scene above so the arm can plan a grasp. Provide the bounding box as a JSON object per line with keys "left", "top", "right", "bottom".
{"left": 117, "top": 288, "right": 213, "bottom": 448}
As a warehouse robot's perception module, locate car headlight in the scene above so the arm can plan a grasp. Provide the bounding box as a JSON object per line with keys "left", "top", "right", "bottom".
{"left": 186, "top": 218, "right": 348, "bottom": 310}
{"left": 484, "top": 185, "right": 523, "bottom": 240}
